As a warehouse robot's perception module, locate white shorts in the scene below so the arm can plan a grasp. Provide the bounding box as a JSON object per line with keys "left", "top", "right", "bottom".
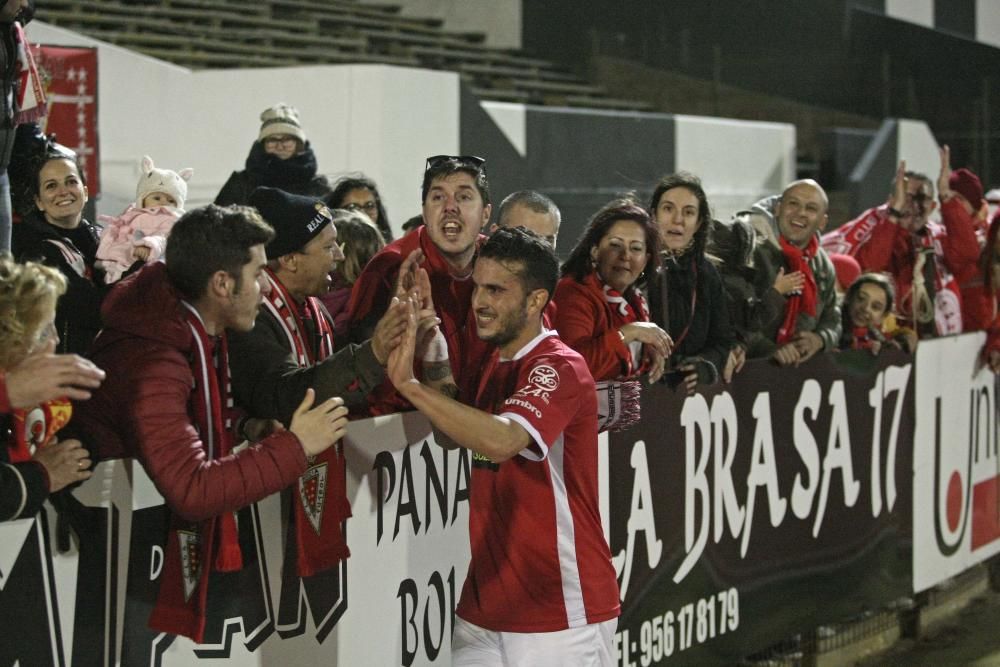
{"left": 452, "top": 616, "right": 618, "bottom": 667}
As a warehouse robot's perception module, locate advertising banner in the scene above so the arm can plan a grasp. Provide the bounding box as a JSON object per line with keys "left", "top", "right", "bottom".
{"left": 0, "top": 413, "right": 471, "bottom": 666}
{"left": 608, "top": 349, "right": 915, "bottom": 665}
{"left": 913, "top": 332, "right": 1000, "bottom": 592}
{"left": 30, "top": 45, "right": 100, "bottom": 195}
{"left": 3, "top": 340, "right": 962, "bottom": 667}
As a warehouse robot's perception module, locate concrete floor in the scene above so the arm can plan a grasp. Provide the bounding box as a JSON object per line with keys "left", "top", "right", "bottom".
{"left": 859, "top": 589, "right": 1000, "bottom": 667}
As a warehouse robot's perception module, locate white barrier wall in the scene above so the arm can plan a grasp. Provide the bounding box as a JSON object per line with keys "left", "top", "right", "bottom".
{"left": 674, "top": 115, "right": 796, "bottom": 222}
{"left": 26, "top": 22, "right": 461, "bottom": 238}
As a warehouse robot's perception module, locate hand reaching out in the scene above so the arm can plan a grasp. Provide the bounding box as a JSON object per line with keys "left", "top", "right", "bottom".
{"left": 387, "top": 297, "right": 420, "bottom": 393}
{"left": 289, "top": 389, "right": 349, "bottom": 457}
{"left": 371, "top": 297, "right": 412, "bottom": 365}
{"left": 5, "top": 351, "right": 105, "bottom": 407}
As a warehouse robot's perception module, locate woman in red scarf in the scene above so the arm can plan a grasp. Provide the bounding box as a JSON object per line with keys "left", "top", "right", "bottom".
{"left": 0, "top": 255, "right": 92, "bottom": 522}
{"left": 553, "top": 198, "right": 670, "bottom": 431}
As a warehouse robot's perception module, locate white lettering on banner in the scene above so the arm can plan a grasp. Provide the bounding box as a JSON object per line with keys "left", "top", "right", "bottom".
{"left": 150, "top": 545, "right": 163, "bottom": 580}
{"left": 373, "top": 440, "right": 471, "bottom": 544}
{"left": 813, "top": 381, "right": 860, "bottom": 537}
{"left": 742, "top": 392, "right": 787, "bottom": 558}
{"left": 669, "top": 366, "right": 911, "bottom": 584}
{"left": 711, "top": 394, "right": 744, "bottom": 544}
{"left": 613, "top": 440, "right": 663, "bottom": 601}
{"left": 397, "top": 567, "right": 456, "bottom": 666}
{"left": 614, "top": 588, "right": 739, "bottom": 666}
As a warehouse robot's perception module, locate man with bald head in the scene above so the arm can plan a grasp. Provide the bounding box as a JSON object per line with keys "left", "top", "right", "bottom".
{"left": 734, "top": 179, "right": 841, "bottom": 366}
{"left": 490, "top": 190, "right": 561, "bottom": 250}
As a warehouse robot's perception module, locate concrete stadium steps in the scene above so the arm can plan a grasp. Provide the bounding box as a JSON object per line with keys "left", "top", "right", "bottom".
{"left": 36, "top": 0, "right": 651, "bottom": 112}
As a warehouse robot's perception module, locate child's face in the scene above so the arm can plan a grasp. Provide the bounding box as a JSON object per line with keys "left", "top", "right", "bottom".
{"left": 849, "top": 282, "right": 889, "bottom": 329}
{"left": 144, "top": 191, "right": 177, "bottom": 208}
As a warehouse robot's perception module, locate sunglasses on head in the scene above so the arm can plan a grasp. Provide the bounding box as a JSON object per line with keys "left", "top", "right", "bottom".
{"left": 424, "top": 155, "right": 486, "bottom": 172}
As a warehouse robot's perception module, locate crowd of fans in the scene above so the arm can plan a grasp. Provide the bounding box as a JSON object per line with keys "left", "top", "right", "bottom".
{"left": 4, "top": 95, "right": 1000, "bottom": 655}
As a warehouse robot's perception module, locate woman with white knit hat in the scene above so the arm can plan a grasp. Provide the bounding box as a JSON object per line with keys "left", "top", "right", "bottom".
{"left": 214, "top": 103, "right": 331, "bottom": 206}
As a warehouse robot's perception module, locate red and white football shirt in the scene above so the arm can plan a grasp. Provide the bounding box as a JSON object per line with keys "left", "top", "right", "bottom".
{"left": 457, "top": 330, "right": 621, "bottom": 632}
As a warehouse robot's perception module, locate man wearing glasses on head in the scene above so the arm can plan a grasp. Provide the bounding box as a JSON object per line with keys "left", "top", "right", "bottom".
{"left": 347, "top": 155, "right": 493, "bottom": 415}
{"left": 214, "top": 103, "right": 332, "bottom": 207}
{"left": 822, "top": 146, "right": 980, "bottom": 339}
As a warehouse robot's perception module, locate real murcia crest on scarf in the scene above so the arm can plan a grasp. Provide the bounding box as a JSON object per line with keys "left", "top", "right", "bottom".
{"left": 178, "top": 529, "right": 201, "bottom": 602}
{"left": 299, "top": 462, "right": 329, "bottom": 534}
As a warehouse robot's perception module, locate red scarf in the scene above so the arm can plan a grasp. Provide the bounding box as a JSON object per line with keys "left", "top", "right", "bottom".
{"left": 261, "top": 269, "right": 351, "bottom": 578}
{"left": 777, "top": 235, "right": 819, "bottom": 344}
{"left": 586, "top": 272, "right": 650, "bottom": 377}
{"left": 849, "top": 326, "right": 880, "bottom": 351}
{"left": 8, "top": 398, "right": 72, "bottom": 462}
{"left": 149, "top": 305, "right": 241, "bottom": 643}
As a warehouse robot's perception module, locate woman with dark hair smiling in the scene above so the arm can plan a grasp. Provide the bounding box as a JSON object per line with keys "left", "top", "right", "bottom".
{"left": 325, "top": 174, "right": 394, "bottom": 242}
{"left": 553, "top": 197, "right": 671, "bottom": 431}
{"left": 12, "top": 146, "right": 117, "bottom": 355}
{"left": 647, "top": 172, "right": 735, "bottom": 394}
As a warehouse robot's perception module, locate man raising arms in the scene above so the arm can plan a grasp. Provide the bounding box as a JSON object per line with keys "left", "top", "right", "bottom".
{"left": 387, "top": 227, "right": 620, "bottom": 666}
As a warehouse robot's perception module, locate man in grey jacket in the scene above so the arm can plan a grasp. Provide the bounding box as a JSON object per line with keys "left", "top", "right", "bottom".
{"left": 731, "top": 179, "right": 841, "bottom": 366}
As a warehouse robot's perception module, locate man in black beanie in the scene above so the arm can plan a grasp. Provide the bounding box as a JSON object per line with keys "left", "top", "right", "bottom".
{"left": 228, "top": 187, "right": 410, "bottom": 586}
{"left": 229, "top": 186, "right": 407, "bottom": 428}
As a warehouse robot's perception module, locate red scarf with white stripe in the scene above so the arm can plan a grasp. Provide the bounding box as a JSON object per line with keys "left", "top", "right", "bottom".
{"left": 261, "top": 269, "right": 351, "bottom": 577}
{"left": 148, "top": 305, "right": 241, "bottom": 643}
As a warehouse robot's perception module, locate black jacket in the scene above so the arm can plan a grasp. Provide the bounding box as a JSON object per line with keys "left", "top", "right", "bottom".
{"left": 214, "top": 141, "right": 331, "bottom": 206}
{"left": 0, "top": 415, "right": 49, "bottom": 521}
{"left": 648, "top": 252, "right": 735, "bottom": 384}
{"left": 228, "top": 300, "right": 385, "bottom": 425}
{"left": 11, "top": 212, "right": 108, "bottom": 356}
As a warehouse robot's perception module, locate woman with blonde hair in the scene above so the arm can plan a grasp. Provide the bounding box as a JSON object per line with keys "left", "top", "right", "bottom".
{"left": 320, "top": 208, "right": 386, "bottom": 340}
{"left": 0, "top": 255, "right": 93, "bottom": 521}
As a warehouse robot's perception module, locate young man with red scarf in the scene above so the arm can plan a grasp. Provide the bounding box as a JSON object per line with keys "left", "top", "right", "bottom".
{"left": 741, "top": 179, "right": 842, "bottom": 366}
{"left": 347, "top": 155, "right": 494, "bottom": 415}
{"left": 227, "top": 187, "right": 409, "bottom": 581}
{"left": 71, "top": 205, "right": 349, "bottom": 643}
